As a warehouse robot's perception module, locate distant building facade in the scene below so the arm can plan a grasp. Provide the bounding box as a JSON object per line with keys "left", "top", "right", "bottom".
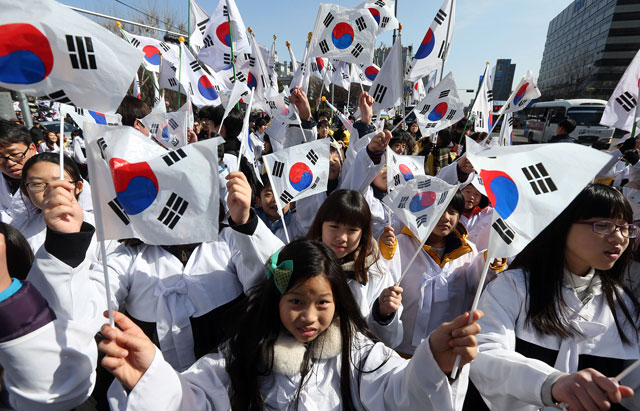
{"left": 492, "top": 59, "right": 516, "bottom": 101}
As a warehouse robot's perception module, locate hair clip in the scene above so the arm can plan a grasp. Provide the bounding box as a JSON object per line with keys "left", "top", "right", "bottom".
{"left": 266, "top": 249, "right": 294, "bottom": 294}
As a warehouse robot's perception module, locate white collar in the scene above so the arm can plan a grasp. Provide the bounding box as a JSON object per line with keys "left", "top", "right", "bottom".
{"left": 563, "top": 267, "right": 602, "bottom": 301}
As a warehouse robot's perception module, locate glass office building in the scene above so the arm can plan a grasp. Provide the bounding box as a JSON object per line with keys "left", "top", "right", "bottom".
{"left": 537, "top": 0, "right": 640, "bottom": 101}
{"left": 493, "top": 59, "right": 517, "bottom": 101}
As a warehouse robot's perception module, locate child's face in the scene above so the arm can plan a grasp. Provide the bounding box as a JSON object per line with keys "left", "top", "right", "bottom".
{"left": 257, "top": 187, "right": 290, "bottom": 221}
{"left": 457, "top": 156, "right": 475, "bottom": 174}
{"left": 279, "top": 275, "right": 335, "bottom": 343}
{"left": 24, "top": 162, "right": 81, "bottom": 210}
{"left": 321, "top": 221, "right": 362, "bottom": 259}
{"left": 430, "top": 206, "right": 460, "bottom": 240}
{"left": 461, "top": 185, "right": 482, "bottom": 211}
{"left": 565, "top": 217, "right": 629, "bottom": 276}
{"left": 372, "top": 166, "right": 387, "bottom": 191}
{"left": 47, "top": 132, "right": 57, "bottom": 143}
{"left": 329, "top": 151, "right": 341, "bottom": 180}
{"left": 318, "top": 125, "right": 330, "bottom": 139}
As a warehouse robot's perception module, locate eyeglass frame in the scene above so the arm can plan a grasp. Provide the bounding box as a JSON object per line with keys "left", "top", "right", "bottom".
{"left": 0, "top": 146, "right": 30, "bottom": 163}
{"left": 25, "top": 180, "right": 77, "bottom": 193}
{"left": 574, "top": 220, "right": 639, "bottom": 239}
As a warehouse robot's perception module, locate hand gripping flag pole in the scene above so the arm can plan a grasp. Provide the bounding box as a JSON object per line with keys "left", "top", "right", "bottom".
{"left": 235, "top": 88, "right": 255, "bottom": 173}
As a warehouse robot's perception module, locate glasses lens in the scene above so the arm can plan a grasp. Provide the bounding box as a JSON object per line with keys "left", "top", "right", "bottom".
{"left": 593, "top": 221, "right": 615, "bottom": 235}
{"left": 28, "top": 182, "right": 46, "bottom": 192}
{"left": 627, "top": 225, "right": 639, "bottom": 239}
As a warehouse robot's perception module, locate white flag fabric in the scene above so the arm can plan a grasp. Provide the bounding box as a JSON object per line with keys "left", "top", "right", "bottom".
{"left": 178, "top": 97, "right": 195, "bottom": 130}
{"left": 405, "top": 0, "right": 455, "bottom": 82}
{"left": 498, "top": 69, "right": 541, "bottom": 116}
{"left": 331, "top": 60, "right": 351, "bottom": 91}
{"left": 413, "top": 72, "right": 464, "bottom": 136}
{"left": 197, "top": 0, "right": 250, "bottom": 72}
{"left": 370, "top": 37, "right": 404, "bottom": 114}
{"left": 287, "top": 42, "right": 299, "bottom": 73}
{"left": 132, "top": 71, "right": 141, "bottom": 99}
{"left": 139, "top": 111, "right": 188, "bottom": 150}
{"left": 84, "top": 124, "right": 221, "bottom": 244}
{"left": 178, "top": 43, "right": 223, "bottom": 108}
{"left": 424, "top": 70, "right": 438, "bottom": 93}
{"left": 357, "top": 0, "right": 399, "bottom": 34}
{"left": 263, "top": 139, "right": 331, "bottom": 206}
{"left": 221, "top": 80, "right": 251, "bottom": 129}
{"left": 310, "top": 58, "right": 332, "bottom": 92}
{"left": 151, "top": 72, "right": 166, "bottom": 113}
{"left": 499, "top": 113, "right": 514, "bottom": 146}
{"left": 267, "top": 37, "right": 278, "bottom": 86}
{"left": 267, "top": 89, "right": 300, "bottom": 125}
{"left": 323, "top": 97, "right": 356, "bottom": 139}
{"left": 246, "top": 34, "right": 278, "bottom": 110}
{"left": 601, "top": 48, "right": 640, "bottom": 132}
{"left": 466, "top": 143, "right": 611, "bottom": 258}
{"left": 289, "top": 40, "right": 312, "bottom": 93}
{"left": 237, "top": 90, "right": 261, "bottom": 177}
{"left": 121, "top": 29, "right": 179, "bottom": 73}
{"left": 351, "top": 64, "right": 379, "bottom": 86}
{"left": 383, "top": 175, "right": 458, "bottom": 242}
{"left": 412, "top": 79, "right": 426, "bottom": 103}
{"left": 61, "top": 103, "right": 121, "bottom": 129}
{"left": 308, "top": 4, "right": 377, "bottom": 66}
{"left": 0, "top": 1, "right": 144, "bottom": 113}
{"left": 189, "top": 0, "right": 210, "bottom": 54}
{"left": 386, "top": 147, "right": 426, "bottom": 191}
{"left": 470, "top": 63, "right": 494, "bottom": 134}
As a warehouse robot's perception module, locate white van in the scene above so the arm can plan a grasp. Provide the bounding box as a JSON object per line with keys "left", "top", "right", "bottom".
{"left": 525, "top": 99, "right": 614, "bottom": 149}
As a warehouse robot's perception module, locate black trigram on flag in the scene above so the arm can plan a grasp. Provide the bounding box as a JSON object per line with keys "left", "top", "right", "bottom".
{"left": 351, "top": 43, "right": 364, "bottom": 58}
{"left": 260, "top": 74, "right": 268, "bottom": 88}
{"left": 381, "top": 16, "right": 390, "bottom": 28}
{"left": 203, "top": 35, "right": 214, "bottom": 48}
{"left": 222, "top": 5, "right": 229, "bottom": 17}
{"left": 355, "top": 16, "right": 367, "bottom": 31}
{"left": 342, "top": 72, "right": 350, "bottom": 80}
{"left": 309, "top": 176, "right": 321, "bottom": 190}
{"left": 284, "top": 96, "right": 290, "bottom": 106}
{"left": 393, "top": 174, "right": 401, "bottom": 186}
{"left": 197, "top": 18, "right": 209, "bottom": 35}
{"left": 434, "top": 8, "right": 447, "bottom": 25}
{"left": 159, "top": 42, "right": 171, "bottom": 53}
{"left": 437, "top": 41, "right": 447, "bottom": 59}
{"left": 149, "top": 124, "right": 159, "bottom": 135}
{"left": 280, "top": 190, "right": 294, "bottom": 204}
{"left": 439, "top": 90, "right": 451, "bottom": 99}
{"left": 398, "top": 195, "right": 409, "bottom": 209}
{"left": 40, "top": 90, "right": 72, "bottom": 104}
{"left": 306, "top": 149, "right": 319, "bottom": 165}
{"left": 190, "top": 61, "right": 201, "bottom": 73}
{"left": 168, "top": 78, "right": 178, "bottom": 87}
{"left": 446, "top": 110, "right": 457, "bottom": 120}
{"left": 522, "top": 163, "right": 557, "bottom": 195}
{"left": 319, "top": 40, "right": 330, "bottom": 54}
{"left": 487, "top": 90, "right": 494, "bottom": 102}
{"left": 66, "top": 35, "right": 97, "bottom": 70}
{"left": 323, "top": 13, "right": 335, "bottom": 27}
{"left": 162, "top": 148, "right": 187, "bottom": 167}
{"left": 420, "top": 104, "right": 431, "bottom": 115}
{"left": 223, "top": 53, "right": 233, "bottom": 65}
{"left": 437, "top": 190, "right": 449, "bottom": 205}
{"left": 616, "top": 91, "right": 637, "bottom": 112}
{"left": 130, "top": 38, "right": 141, "bottom": 48}
{"left": 476, "top": 112, "right": 484, "bottom": 129}
{"left": 266, "top": 100, "right": 277, "bottom": 111}
{"left": 507, "top": 116, "right": 515, "bottom": 127}
{"left": 158, "top": 193, "right": 189, "bottom": 229}
{"left": 243, "top": 53, "right": 256, "bottom": 67}
{"left": 97, "top": 138, "right": 108, "bottom": 160}
{"left": 74, "top": 107, "right": 85, "bottom": 116}
{"left": 424, "top": 123, "right": 437, "bottom": 129}
{"left": 108, "top": 198, "right": 130, "bottom": 225}
{"left": 374, "top": 0, "right": 386, "bottom": 6}
{"left": 417, "top": 180, "right": 431, "bottom": 189}
{"left": 416, "top": 214, "right": 428, "bottom": 228}
{"left": 372, "top": 84, "right": 387, "bottom": 103}
{"left": 168, "top": 118, "right": 179, "bottom": 130}
{"left": 493, "top": 218, "right": 515, "bottom": 245}
{"left": 271, "top": 160, "right": 285, "bottom": 178}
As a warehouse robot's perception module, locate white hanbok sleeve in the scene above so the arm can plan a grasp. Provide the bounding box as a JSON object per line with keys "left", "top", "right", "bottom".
{"left": 107, "top": 347, "right": 231, "bottom": 411}
{"left": 340, "top": 146, "right": 385, "bottom": 193}
{"left": 469, "top": 270, "right": 557, "bottom": 409}
{"left": 364, "top": 262, "right": 404, "bottom": 348}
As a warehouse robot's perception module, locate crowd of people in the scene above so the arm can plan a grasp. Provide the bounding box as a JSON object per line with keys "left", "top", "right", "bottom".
{"left": 0, "top": 86, "right": 639, "bottom": 411}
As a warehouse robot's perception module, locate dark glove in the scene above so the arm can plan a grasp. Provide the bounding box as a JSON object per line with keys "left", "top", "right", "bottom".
{"left": 624, "top": 150, "right": 640, "bottom": 165}
{"left": 620, "top": 136, "right": 637, "bottom": 153}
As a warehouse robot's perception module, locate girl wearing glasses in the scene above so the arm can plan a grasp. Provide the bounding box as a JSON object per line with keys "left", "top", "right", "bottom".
{"left": 466, "top": 184, "right": 640, "bottom": 410}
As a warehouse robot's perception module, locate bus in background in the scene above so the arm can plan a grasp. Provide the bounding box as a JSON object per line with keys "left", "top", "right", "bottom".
{"left": 525, "top": 99, "right": 614, "bottom": 149}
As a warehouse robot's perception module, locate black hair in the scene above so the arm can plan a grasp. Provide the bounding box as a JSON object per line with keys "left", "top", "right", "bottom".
{"left": 254, "top": 118, "right": 267, "bottom": 129}
{"left": 317, "top": 119, "right": 330, "bottom": 129}
{"left": 448, "top": 190, "right": 466, "bottom": 216}
{"left": 307, "top": 190, "right": 376, "bottom": 284}
{"left": 20, "top": 153, "right": 84, "bottom": 202}
{"left": 43, "top": 129, "right": 60, "bottom": 149}
{"left": 225, "top": 239, "right": 380, "bottom": 410}
{"left": 199, "top": 105, "right": 244, "bottom": 140}
{"left": 116, "top": 96, "right": 151, "bottom": 127}
{"left": 437, "top": 128, "right": 453, "bottom": 148}
{"left": 0, "top": 120, "right": 34, "bottom": 149}
{"left": 469, "top": 131, "right": 488, "bottom": 143}
{"left": 558, "top": 118, "right": 577, "bottom": 134}
{"left": 0, "top": 222, "right": 33, "bottom": 281}
{"left": 316, "top": 110, "right": 331, "bottom": 122}
{"left": 511, "top": 184, "right": 640, "bottom": 343}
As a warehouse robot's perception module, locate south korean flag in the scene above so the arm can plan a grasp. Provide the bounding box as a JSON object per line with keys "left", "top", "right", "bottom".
{"left": 466, "top": 143, "right": 611, "bottom": 258}
{"left": 356, "top": 0, "right": 399, "bottom": 34}
{"left": 139, "top": 110, "right": 188, "bottom": 150}
{"left": 383, "top": 175, "right": 458, "bottom": 242}
{"left": 308, "top": 4, "right": 377, "bottom": 66}
{"left": 60, "top": 103, "right": 121, "bottom": 130}
{"left": 84, "top": 124, "right": 222, "bottom": 244}
{"left": 266, "top": 89, "right": 299, "bottom": 125}
{"left": 413, "top": 72, "right": 464, "bottom": 136}
{"left": 470, "top": 63, "right": 493, "bottom": 134}
{"left": 263, "top": 139, "right": 331, "bottom": 206}
{"left": 386, "top": 147, "right": 426, "bottom": 191}
{"left": 121, "top": 29, "right": 179, "bottom": 73}
{"left": 497, "top": 70, "right": 541, "bottom": 116}
{"left": 0, "top": 0, "right": 144, "bottom": 113}
{"left": 178, "top": 43, "right": 222, "bottom": 108}
{"left": 197, "top": 0, "right": 250, "bottom": 71}
{"left": 601, "top": 48, "right": 640, "bottom": 132}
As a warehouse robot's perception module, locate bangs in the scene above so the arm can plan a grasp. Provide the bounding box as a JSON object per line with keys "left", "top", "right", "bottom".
{"left": 322, "top": 197, "right": 371, "bottom": 229}
{"left": 572, "top": 184, "right": 632, "bottom": 223}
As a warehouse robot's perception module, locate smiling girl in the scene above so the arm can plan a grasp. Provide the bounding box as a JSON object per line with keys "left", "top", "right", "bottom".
{"left": 98, "top": 239, "right": 483, "bottom": 410}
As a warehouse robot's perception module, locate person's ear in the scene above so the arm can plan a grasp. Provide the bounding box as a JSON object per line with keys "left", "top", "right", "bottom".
{"left": 74, "top": 180, "right": 84, "bottom": 197}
